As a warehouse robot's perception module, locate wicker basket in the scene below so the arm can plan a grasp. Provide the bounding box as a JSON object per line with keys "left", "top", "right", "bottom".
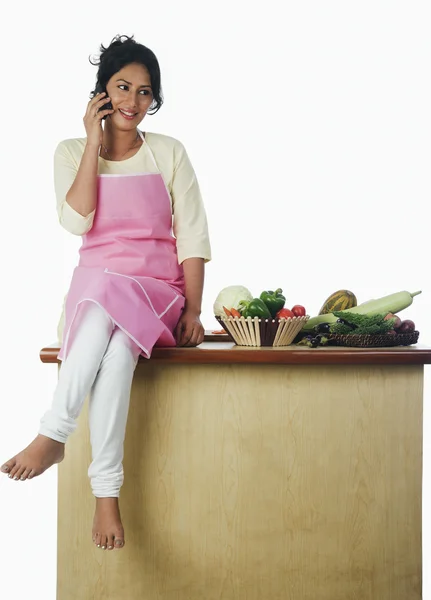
{"left": 324, "top": 330, "right": 420, "bottom": 348}
{"left": 215, "top": 315, "right": 309, "bottom": 347}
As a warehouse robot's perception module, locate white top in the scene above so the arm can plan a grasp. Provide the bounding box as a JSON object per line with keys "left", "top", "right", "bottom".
{"left": 54, "top": 131, "right": 212, "bottom": 265}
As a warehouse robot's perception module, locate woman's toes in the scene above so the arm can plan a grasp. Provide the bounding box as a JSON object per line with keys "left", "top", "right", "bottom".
{"left": 107, "top": 535, "right": 115, "bottom": 550}
{"left": 13, "top": 466, "right": 26, "bottom": 481}
{"left": 19, "top": 467, "right": 32, "bottom": 481}
{"left": 93, "top": 532, "right": 101, "bottom": 547}
{"left": 99, "top": 535, "right": 108, "bottom": 550}
{"left": 1, "top": 463, "right": 12, "bottom": 474}
{"left": 114, "top": 537, "right": 125, "bottom": 549}
{"left": 8, "top": 463, "right": 21, "bottom": 480}
{"left": 27, "top": 469, "right": 37, "bottom": 480}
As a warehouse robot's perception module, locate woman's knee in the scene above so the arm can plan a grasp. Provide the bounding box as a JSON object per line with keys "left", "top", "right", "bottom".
{"left": 64, "top": 301, "right": 115, "bottom": 359}
{"left": 73, "top": 301, "right": 115, "bottom": 340}
{"left": 84, "top": 301, "right": 114, "bottom": 328}
{"left": 103, "top": 328, "right": 141, "bottom": 369}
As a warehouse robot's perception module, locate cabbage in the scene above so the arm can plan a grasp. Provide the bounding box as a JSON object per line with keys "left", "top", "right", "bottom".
{"left": 213, "top": 285, "right": 253, "bottom": 317}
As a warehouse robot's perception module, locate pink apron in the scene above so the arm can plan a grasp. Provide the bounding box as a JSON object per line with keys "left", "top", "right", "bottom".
{"left": 58, "top": 130, "right": 186, "bottom": 362}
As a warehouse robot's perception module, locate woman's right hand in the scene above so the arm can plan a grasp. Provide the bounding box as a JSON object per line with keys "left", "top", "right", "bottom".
{"left": 83, "top": 92, "right": 114, "bottom": 147}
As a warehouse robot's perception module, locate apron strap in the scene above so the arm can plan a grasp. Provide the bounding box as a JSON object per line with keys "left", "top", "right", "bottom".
{"left": 139, "top": 130, "right": 159, "bottom": 172}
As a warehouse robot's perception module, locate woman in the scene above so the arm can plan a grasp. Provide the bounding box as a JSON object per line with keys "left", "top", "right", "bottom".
{"left": 1, "top": 35, "right": 211, "bottom": 551}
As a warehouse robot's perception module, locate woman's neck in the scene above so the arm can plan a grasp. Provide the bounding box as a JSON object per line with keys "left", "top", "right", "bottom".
{"left": 102, "top": 122, "right": 140, "bottom": 153}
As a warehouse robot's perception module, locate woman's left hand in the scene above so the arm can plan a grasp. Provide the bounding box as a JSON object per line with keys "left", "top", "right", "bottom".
{"left": 175, "top": 309, "right": 205, "bottom": 347}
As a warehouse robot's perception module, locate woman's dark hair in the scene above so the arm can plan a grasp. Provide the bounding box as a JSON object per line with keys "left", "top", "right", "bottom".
{"left": 89, "top": 34, "right": 163, "bottom": 115}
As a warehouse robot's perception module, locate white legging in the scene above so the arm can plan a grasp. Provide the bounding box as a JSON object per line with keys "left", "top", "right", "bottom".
{"left": 39, "top": 301, "right": 142, "bottom": 497}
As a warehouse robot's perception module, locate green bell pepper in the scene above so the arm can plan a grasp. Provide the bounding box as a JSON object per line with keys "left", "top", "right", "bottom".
{"left": 239, "top": 298, "right": 272, "bottom": 319}
{"left": 259, "top": 288, "right": 286, "bottom": 317}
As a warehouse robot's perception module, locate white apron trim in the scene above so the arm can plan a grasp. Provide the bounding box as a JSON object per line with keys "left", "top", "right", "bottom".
{"left": 103, "top": 268, "right": 182, "bottom": 319}
{"left": 159, "top": 295, "right": 181, "bottom": 319}
{"left": 98, "top": 172, "right": 158, "bottom": 178}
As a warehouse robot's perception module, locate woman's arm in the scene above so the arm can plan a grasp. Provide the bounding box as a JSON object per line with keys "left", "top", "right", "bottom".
{"left": 175, "top": 257, "right": 205, "bottom": 346}
{"left": 170, "top": 140, "right": 211, "bottom": 346}
{"left": 54, "top": 141, "right": 98, "bottom": 236}
{"left": 182, "top": 257, "right": 205, "bottom": 315}
{"left": 64, "top": 142, "right": 100, "bottom": 218}
{"left": 171, "top": 141, "right": 212, "bottom": 265}
{"left": 56, "top": 93, "right": 114, "bottom": 235}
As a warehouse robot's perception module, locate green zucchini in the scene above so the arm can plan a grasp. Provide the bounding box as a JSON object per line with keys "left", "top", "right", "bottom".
{"left": 302, "top": 290, "right": 421, "bottom": 331}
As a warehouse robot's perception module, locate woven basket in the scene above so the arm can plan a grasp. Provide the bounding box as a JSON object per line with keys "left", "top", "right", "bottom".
{"left": 324, "top": 330, "right": 420, "bottom": 348}
{"left": 215, "top": 315, "right": 309, "bottom": 347}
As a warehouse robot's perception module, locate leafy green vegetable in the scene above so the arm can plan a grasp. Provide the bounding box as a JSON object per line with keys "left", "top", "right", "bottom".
{"left": 330, "top": 311, "right": 396, "bottom": 335}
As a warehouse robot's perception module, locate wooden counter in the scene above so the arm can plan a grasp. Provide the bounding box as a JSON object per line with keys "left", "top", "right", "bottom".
{"left": 41, "top": 334, "right": 430, "bottom": 600}
{"left": 40, "top": 332, "right": 431, "bottom": 365}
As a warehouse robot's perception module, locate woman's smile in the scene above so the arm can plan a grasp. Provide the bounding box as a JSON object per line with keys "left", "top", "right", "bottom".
{"left": 118, "top": 108, "right": 138, "bottom": 120}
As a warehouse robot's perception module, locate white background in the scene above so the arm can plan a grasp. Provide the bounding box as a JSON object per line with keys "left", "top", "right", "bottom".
{"left": 0, "top": 1, "right": 429, "bottom": 598}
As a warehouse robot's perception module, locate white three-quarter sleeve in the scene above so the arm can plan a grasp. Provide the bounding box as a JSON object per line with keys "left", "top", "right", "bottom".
{"left": 171, "top": 142, "right": 211, "bottom": 265}
{"left": 54, "top": 141, "right": 95, "bottom": 236}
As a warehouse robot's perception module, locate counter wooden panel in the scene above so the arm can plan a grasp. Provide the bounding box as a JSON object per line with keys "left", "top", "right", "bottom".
{"left": 40, "top": 335, "right": 430, "bottom": 600}
{"left": 40, "top": 335, "right": 431, "bottom": 366}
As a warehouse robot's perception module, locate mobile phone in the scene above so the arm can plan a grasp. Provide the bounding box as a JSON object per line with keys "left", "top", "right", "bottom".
{"left": 94, "top": 82, "right": 113, "bottom": 120}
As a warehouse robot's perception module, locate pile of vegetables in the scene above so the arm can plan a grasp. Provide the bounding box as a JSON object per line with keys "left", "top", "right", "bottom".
{"left": 214, "top": 285, "right": 422, "bottom": 348}
{"left": 213, "top": 286, "right": 306, "bottom": 320}
{"left": 302, "top": 290, "right": 421, "bottom": 331}
{"left": 300, "top": 308, "right": 418, "bottom": 348}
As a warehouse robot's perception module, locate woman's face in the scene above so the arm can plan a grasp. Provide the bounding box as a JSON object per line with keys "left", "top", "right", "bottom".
{"left": 105, "top": 62, "right": 154, "bottom": 129}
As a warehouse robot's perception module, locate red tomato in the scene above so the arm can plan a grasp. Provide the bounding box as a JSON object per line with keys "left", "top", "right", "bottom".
{"left": 276, "top": 308, "right": 295, "bottom": 319}
{"left": 291, "top": 305, "right": 306, "bottom": 317}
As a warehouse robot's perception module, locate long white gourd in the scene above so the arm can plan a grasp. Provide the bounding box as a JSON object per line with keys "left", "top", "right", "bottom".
{"left": 303, "top": 290, "right": 422, "bottom": 331}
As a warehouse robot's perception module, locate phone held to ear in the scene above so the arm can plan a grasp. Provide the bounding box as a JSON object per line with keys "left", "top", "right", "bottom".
{"left": 94, "top": 83, "right": 113, "bottom": 120}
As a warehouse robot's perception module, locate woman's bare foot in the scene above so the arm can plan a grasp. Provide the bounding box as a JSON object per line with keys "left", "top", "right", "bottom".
{"left": 92, "top": 498, "right": 125, "bottom": 550}
{"left": 1, "top": 434, "right": 65, "bottom": 481}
